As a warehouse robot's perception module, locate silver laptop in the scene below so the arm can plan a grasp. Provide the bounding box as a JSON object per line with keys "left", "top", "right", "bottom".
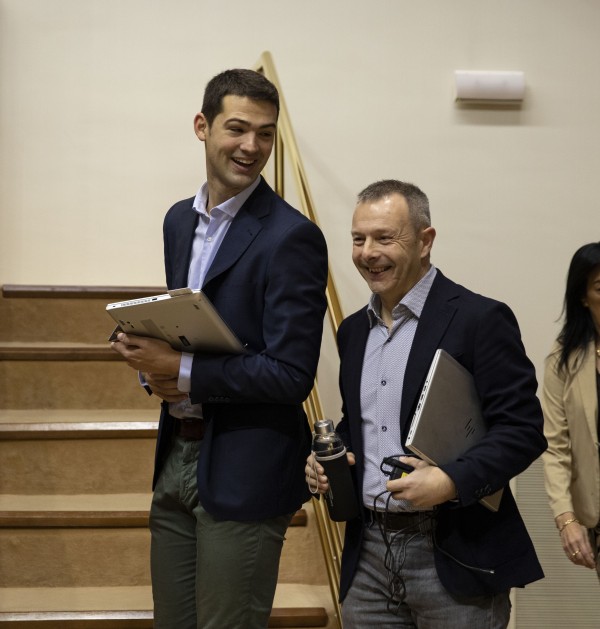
{"left": 106, "top": 288, "right": 245, "bottom": 354}
{"left": 405, "top": 349, "right": 503, "bottom": 512}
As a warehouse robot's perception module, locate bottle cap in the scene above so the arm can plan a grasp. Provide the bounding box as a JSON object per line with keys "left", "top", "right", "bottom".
{"left": 314, "top": 419, "right": 335, "bottom": 435}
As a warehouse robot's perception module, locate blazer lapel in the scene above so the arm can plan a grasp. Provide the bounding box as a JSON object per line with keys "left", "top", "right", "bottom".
{"left": 345, "top": 311, "right": 371, "bottom": 426}
{"left": 202, "top": 179, "right": 270, "bottom": 287}
{"left": 576, "top": 341, "right": 599, "bottom": 442}
{"left": 400, "top": 272, "right": 459, "bottom": 435}
{"left": 339, "top": 309, "right": 371, "bottom": 465}
{"left": 171, "top": 200, "right": 198, "bottom": 289}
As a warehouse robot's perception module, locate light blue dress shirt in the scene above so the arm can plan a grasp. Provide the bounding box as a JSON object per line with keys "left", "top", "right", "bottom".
{"left": 169, "top": 177, "right": 261, "bottom": 419}
{"left": 360, "top": 265, "right": 437, "bottom": 511}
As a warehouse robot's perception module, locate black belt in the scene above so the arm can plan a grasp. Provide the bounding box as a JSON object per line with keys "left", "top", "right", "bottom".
{"left": 366, "top": 508, "right": 433, "bottom": 531}
{"left": 174, "top": 418, "right": 206, "bottom": 440}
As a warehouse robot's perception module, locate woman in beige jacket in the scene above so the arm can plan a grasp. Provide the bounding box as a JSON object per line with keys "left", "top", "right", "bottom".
{"left": 542, "top": 241, "right": 600, "bottom": 577}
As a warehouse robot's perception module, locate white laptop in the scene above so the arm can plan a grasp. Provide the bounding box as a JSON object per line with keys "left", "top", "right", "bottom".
{"left": 405, "top": 349, "right": 503, "bottom": 512}
{"left": 106, "top": 288, "right": 245, "bottom": 354}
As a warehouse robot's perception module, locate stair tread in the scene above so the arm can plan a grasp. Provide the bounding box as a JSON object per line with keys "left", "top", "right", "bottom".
{"left": 0, "top": 493, "right": 152, "bottom": 512}
{"left": 0, "top": 494, "right": 152, "bottom": 527}
{"left": 0, "top": 586, "right": 153, "bottom": 613}
{"left": 0, "top": 409, "right": 158, "bottom": 439}
{"left": 0, "top": 342, "right": 119, "bottom": 361}
{"left": 0, "top": 496, "right": 307, "bottom": 528}
{"left": 0, "top": 409, "right": 156, "bottom": 424}
{"left": 2, "top": 285, "right": 165, "bottom": 299}
{"left": 0, "top": 583, "right": 332, "bottom": 614}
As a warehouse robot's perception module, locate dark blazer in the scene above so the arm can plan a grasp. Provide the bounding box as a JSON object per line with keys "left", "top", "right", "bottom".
{"left": 336, "top": 269, "right": 546, "bottom": 598}
{"left": 153, "top": 178, "right": 328, "bottom": 521}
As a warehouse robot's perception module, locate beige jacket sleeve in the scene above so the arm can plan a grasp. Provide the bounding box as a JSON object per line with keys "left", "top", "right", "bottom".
{"left": 541, "top": 340, "right": 600, "bottom": 527}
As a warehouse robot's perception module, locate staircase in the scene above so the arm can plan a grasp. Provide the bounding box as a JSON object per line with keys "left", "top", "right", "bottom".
{"left": 0, "top": 286, "right": 334, "bottom": 628}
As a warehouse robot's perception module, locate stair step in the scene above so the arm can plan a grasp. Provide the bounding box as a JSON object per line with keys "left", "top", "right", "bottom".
{"left": 0, "top": 584, "right": 332, "bottom": 628}
{"left": 0, "top": 497, "right": 308, "bottom": 588}
{"left": 0, "top": 416, "right": 156, "bottom": 493}
{"left": 0, "top": 495, "right": 306, "bottom": 528}
{"left": 0, "top": 528, "right": 151, "bottom": 588}
{"left": 0, "top": 362, "right": 158, "bottom": 409}
{"left": 0, "top": 285, "right": 164, "bottom": 344}
{"left": 2, "top": 286, "right": 165, "bottom": 299}
{"left": 0, "top": 409, "right": 158, "bottom": 440}
{"left": 0, "top": 342, "right": 119, "bottom": 361}
{"left": 0, "top": 493, "right": 308, "bottom": 528}
{"left": 0, "top": 494, "right": 151, "bottom": 527}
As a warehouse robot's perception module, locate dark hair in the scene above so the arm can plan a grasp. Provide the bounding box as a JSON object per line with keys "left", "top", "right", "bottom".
{"left": 356, "top": 179, "right": 431, "bottom": 231}
{"left": 201, "top": 69, "right": 279, "bottom": 127}
{"left": 557, "top": 241, "right": 600, "bottom": 371}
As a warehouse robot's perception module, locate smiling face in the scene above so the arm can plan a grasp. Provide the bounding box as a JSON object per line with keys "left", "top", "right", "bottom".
{"left": 194, "top": 95, "right": 277, "bottom": 208}
{"left": 351, "top": 193, "right": 435, "bottom": 316}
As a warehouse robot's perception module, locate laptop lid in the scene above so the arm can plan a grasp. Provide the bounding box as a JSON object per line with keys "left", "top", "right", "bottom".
{"left": 405, "top": 349, "right": 503, "bottom": 512}
{"left": 106, "top": 288, "right": 244, "bottom": 354}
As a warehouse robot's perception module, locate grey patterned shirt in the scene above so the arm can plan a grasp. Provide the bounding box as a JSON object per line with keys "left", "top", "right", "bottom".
{"left": 360, "top": 265, "right": 437, "bottom": 511}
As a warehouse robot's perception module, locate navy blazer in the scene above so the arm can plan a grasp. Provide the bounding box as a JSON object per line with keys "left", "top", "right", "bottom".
{"left": 336, "top": 270, "right": 546, "bottom": 598}
{"left": 153, "top": 178, "right": 328, "bottom": 521}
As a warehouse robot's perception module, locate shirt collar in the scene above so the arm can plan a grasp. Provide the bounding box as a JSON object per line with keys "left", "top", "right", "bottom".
{"left": 366, "top": 265, "right": 438, "bottom": 328}
{"left": 192, "top": 176, "right": 261, "bottom": 218}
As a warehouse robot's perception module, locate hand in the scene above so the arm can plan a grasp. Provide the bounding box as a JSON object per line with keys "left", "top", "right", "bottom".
{"left": 144, "top": 372, "right": 189, "bottom": 403}
{"left": 111, "top": 333, "right": 181, "bottom": 376}
{"left": 305, "top": 451, "right": 355, "bottom": 494}
{"left": 386, "top": 456, "right": 457, "bottom": 508}
{"left": 557, "top": 512, "right": 596, "bottom": 570}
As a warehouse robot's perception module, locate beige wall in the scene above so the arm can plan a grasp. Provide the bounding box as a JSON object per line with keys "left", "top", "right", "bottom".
{"left": 2, "top": 1, "right": 599, "bottom": 626}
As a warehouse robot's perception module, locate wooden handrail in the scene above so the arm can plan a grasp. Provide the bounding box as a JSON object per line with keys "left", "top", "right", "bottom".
{"left": 255, "top": 51, "right": 344, "bottom": 629}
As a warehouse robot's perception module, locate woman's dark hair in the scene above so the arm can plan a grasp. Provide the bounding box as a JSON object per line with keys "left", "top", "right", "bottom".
{"left": 557, "top": 242, "right": 600, "bottom": 371}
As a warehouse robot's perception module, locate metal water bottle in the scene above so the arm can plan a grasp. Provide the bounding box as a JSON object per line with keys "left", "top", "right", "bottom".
{"left": 312, "top": 419, "right": 360, "bottom": 521}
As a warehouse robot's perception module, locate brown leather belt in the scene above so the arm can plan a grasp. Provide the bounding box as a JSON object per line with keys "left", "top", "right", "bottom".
{"left": 366, "top": 508, "right": 433, "bottom": 531}
{"left": 174, "top": 418, "right": 206, "bottom": 440}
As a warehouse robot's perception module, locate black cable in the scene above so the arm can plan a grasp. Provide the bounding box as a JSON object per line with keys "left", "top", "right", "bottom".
{"left": 371, "top": 454, "right": 495, "bottom": 615}
{"left": 371, "top": 490, "right": 435, "bottom": 615}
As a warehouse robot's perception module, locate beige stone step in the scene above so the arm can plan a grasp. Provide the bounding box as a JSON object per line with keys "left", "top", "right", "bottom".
{"left": 0, "top": 494, "right": 307, "bottom": 529}
{"left": 0, "top": 411, "right": 157, "bottom": 494}
{"left": 0, "top": 342, "right": 119, "bottom": 361}
{"left": 0, "top": 356, "right": 158, "bottom": 410}
{"left": 0, "top": 525, "right": 151, "bottom": 588}
{"left": 0, "top": 492, "right": 324, "bottom": 589}
{"left": 0, "top": 494, "right": 152, "bottom": 588}
{"left": 0, "top": 408, "right": 158, "bottom": 436}
{"left": 0, "top": 493, "right": 151, "bottom": 527}
{"left": 0, "top": 285, "right": 164, "bottom": 344}
{"left": 0, "top": 584, "right": 333, "bottom": 628}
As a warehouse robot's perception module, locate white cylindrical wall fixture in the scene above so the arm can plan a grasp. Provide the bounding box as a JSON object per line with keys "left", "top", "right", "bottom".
{"left": 454, "top": 70, "right": 525, "bottom": 102}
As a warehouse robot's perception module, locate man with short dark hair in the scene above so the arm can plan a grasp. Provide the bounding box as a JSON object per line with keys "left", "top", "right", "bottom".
{"left": 112, "top": 68, "right": 328, "bottom": 629}
{"left": 307, "top": 179, "right": 545, "bottom": 628}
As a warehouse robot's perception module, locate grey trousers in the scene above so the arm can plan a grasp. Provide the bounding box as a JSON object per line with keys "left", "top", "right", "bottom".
{"left": 150, "top": 436, "right": 292, "bottom": 629}
{"left": 342, "top": 519, "right": 511, "bottom": 629}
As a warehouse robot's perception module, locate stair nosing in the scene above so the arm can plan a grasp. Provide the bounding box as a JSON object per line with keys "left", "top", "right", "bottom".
{"left": 0, "top": 343, "right": 121, "bottom": 361}
{"left": 2, "top": 285, "right": 166, "bottom": 300}
{"left": 0, "top": 421, "right": 158, "bottom": 440}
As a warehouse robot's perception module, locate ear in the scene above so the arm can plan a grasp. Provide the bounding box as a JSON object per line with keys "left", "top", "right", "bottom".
{"left": 194, "top": 113, "right": 208, "bottom": 142}
{"left": 582, "top": 298, "right": 589, "bottom": 308}
{"left": 420, "top": 226, "right": 436, "bottom": 259}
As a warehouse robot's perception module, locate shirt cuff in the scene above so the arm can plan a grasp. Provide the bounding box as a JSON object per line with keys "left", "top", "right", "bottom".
{"left": 178, "top": 352, "right": 193, "bottom": 393}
